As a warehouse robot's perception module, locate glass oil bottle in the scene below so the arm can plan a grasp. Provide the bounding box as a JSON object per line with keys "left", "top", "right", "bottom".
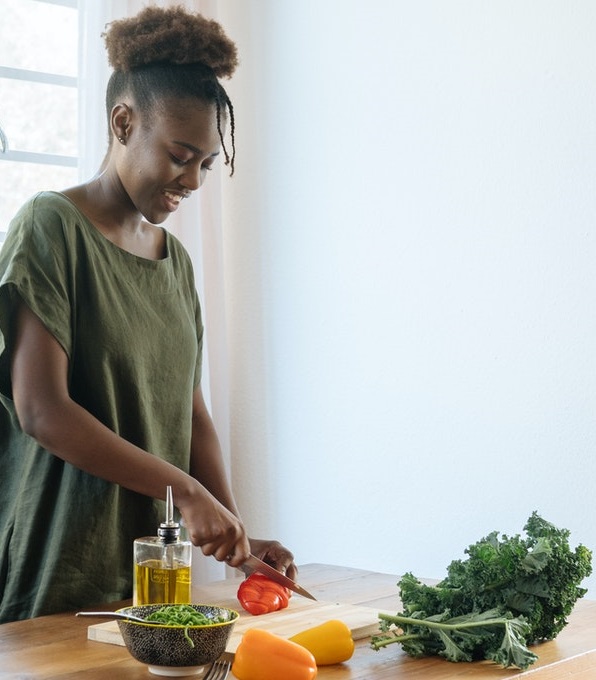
{"left": 133, "top": 486, "right": 192, "bottom": 605}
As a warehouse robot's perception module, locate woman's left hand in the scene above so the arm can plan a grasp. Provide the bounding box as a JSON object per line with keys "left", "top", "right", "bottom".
{"left": 249, "top": 538, "right": 298, "bottom": 581}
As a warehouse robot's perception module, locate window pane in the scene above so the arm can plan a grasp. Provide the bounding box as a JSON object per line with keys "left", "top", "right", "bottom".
{"left": 0, "top": 161, "right": 78, "bottom": 241}
{"left": 0, "top": 78, "right": 77, "bottom": 156}
{"left": 1, "top": 0, "right": 78, "bottom": 77}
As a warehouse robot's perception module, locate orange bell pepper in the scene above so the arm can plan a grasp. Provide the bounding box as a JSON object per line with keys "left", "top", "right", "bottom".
{"left": 289, "top": 619, "right": 355, "bottom": 665}
{"left": 237, "top": 572, "right": 291, "bottom": 615}
{"left": 232, "top": 628, "right": 317, "bottom": 680}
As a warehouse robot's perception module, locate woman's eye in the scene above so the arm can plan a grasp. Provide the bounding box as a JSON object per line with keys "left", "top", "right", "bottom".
{"left": 170, "top": 154, "right": 189, "bottom": 166}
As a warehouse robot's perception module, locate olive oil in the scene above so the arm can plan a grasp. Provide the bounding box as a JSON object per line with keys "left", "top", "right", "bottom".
{"left": 134, "top": 559, "right": 191, "bottom": 605}
{"left": 133, "top": 486, "right": 192, "bottom": 606}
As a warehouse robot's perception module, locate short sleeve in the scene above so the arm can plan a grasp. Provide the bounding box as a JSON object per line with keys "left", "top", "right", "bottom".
{"left": 0, "top": 194, "right": 73, "bottom": 398}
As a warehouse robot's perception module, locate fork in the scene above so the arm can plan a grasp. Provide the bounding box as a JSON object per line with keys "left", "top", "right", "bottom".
{"left": 203, "top": 658, "right": 231, "bottom": 680}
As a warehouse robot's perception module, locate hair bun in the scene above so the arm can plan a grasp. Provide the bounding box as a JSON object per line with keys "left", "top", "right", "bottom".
{"left": 103, "top": 5, "right": 238, "bottom": 78}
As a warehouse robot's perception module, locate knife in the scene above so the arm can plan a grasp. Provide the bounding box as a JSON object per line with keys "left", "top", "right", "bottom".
{"left": 239, "top": 554, "right": 317, "bottom": 601}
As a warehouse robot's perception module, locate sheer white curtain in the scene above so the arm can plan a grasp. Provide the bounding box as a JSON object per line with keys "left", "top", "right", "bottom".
{"left": 78, "top": 0, "right": 231, "bottom": 584}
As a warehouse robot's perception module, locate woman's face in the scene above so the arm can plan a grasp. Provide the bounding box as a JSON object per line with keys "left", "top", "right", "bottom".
{"left": 117, "top": 98, "right": 223, "bottom": 225}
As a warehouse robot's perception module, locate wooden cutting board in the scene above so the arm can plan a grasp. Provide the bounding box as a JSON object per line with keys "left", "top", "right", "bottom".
{"left": 87, "top": 596, "right": 388, "bottom": 654}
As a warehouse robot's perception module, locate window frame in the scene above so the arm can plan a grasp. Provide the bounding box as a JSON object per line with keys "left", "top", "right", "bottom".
{"left": 0, "top": 0, "right": 79, "bottom": 242}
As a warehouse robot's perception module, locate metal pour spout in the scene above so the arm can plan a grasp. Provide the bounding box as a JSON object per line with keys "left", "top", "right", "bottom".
{"left": 158, "top": 485, "right": 180, "bottom": 544}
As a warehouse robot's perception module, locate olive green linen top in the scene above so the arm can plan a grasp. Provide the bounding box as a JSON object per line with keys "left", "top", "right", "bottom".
{"left": 0, "top": 192, "right": 203, "bottom": 622}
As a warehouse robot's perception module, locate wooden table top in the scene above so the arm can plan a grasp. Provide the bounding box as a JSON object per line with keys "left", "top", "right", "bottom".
{"left": 1, "top": 563, "right": 595, "bottom": 679}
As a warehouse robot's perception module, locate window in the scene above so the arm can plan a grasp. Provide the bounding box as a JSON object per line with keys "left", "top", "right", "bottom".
{"left": 0, "top": 0, "right": 79, "bottom": 244}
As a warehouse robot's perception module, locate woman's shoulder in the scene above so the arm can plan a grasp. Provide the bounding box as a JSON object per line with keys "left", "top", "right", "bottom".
{"left": 11, "top": 191, "right": 84, "bottom": 230}
{"left": 21, "top": 190, "right": 77, "bottom": 211}
{"left": 3, "top": 192, "right": 95, "bottom": 264}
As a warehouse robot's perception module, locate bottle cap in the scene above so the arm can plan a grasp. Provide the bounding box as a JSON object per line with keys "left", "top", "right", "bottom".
{"left": 158, "top": 486, "right": 180, "bottom": 544}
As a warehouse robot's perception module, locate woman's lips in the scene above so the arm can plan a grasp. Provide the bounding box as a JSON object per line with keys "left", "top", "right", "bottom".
{"left": 162, "top": 190, "right": 188, "bottom": 212}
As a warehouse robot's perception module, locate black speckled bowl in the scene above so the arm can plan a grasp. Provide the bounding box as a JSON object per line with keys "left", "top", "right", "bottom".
{"left": 116, "top": 604, "right": 238, "bottom": 677}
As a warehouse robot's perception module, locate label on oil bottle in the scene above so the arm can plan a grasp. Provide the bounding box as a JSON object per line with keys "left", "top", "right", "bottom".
{"left": 134, "top": 559, "right": 191, "bottom": 605}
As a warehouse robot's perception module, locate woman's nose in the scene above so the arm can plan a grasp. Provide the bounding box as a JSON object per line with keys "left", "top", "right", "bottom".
{"left": 180, "top": 166, "right": 202, "bottom": 191}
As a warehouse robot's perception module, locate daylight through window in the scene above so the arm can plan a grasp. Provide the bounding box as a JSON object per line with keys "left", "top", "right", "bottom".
{"left": 0, "top": 0, "right": 79, "bottom": 244}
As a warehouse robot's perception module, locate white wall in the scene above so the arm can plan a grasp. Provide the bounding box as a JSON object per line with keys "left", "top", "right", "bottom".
{"left": 218, "top": 1, "right": 596, "bottom": 595}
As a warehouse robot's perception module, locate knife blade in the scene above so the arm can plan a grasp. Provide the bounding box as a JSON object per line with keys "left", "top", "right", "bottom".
{"left": 239, "top": 554, "right": 317, "bottom": 600}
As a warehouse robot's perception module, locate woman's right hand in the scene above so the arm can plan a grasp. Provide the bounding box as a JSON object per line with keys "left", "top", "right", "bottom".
{"left": 178, "top": 486, "right": 250, "bottom": 568}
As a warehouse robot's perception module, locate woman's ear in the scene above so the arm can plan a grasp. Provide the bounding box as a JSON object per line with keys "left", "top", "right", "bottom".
{"left": 111, "top": 103, "right": 133, "bottom": 145}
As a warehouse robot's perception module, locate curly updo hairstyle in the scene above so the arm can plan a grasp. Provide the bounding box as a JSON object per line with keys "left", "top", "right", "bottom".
{"left": 103, "top": 5, "right": 238, "bottom": 174}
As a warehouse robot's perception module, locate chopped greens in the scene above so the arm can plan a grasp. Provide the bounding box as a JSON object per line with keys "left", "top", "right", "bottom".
{"left": 145, "top": 604, "right": 227, "bottom": 647}
{"left": 371, "top": 512, "right": 592, "bottom": 670}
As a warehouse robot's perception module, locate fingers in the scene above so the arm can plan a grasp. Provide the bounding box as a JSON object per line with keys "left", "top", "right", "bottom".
{"left": 198, "top": 523, "right": 250, "bottom": 565}
{"left": 201, "top": 534, "right": 250, "bottom": 566}
{"left": 285, "top": 561, "right": 298, "bottom": 582}
{"left": 180, "top": 495, "right": 250, "bottom": 565}
{"left": 248, "top": 537, "right": 298, "bottom": 580}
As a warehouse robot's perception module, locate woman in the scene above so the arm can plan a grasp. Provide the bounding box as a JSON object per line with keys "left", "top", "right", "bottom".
{"left": 0, "top": 6, "right": 295, "bottom": 623}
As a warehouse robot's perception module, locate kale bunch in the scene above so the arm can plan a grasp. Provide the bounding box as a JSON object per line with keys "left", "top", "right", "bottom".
{"left": 371, "top": 512, "right": 592, "bottom": 670}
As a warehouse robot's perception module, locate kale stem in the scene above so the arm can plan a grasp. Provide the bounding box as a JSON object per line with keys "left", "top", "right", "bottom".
{"left": 371, "top": 633, "right": 421, "bottom": 650}
{"left": 378, "top": 612, "right": 509, "bottom": 631}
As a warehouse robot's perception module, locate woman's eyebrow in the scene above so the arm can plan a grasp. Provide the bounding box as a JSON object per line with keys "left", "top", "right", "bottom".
{"left": 172, "top": 141, "right": 220, "bottom": 158}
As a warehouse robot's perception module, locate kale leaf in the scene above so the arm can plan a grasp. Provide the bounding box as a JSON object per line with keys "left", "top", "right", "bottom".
{"left": 371, "top": 512, "right": 592, "bottom": 670}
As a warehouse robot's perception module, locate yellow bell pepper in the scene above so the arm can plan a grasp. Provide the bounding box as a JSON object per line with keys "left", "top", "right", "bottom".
{"left": 232, "top": 628, "right": 317, "bottom": 680}
{"left": 289, "top": 619, "right": 355, "bottom": 665}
